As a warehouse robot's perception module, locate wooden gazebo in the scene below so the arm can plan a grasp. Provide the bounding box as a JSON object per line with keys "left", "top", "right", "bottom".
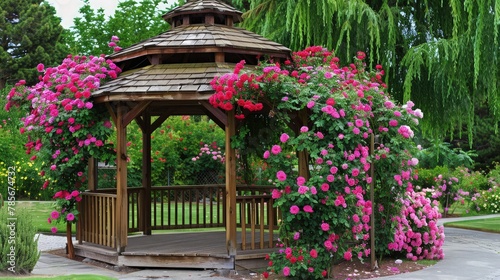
{"left": 75, "top": 0, "right": 290, "bottom": 269}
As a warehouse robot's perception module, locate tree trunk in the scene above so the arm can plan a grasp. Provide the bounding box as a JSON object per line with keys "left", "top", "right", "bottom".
{"left": 66, "top": 222, "right": 75, "bottom": 259}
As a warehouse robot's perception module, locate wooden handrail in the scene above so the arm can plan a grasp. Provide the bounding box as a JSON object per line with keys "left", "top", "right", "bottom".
{"left": 80, "top": 185, "right": 279, "bottom": 251}
{"left": 77, "top": 192, "right": 117, "bottom": 248}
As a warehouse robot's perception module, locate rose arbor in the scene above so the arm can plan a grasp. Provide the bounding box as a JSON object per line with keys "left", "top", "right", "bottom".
{"left": 5, "top": 53, "right": 119, "bottom": 258}
{"left": 209, "top": 46, "right": 444, "bottom": 279}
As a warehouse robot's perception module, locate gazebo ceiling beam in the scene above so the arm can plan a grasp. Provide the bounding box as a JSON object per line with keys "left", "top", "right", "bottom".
{"left": 105, "top": 102, "right": 117, "bottom": 126}
{"left": 151, "top": 114, "right": 171, "bottom": 131}
{"left": 123, "top": 101, "right": 153, "bottom": 127}
{"left": 135, "top": 116, "right": 145, "bottom": 131}
{"left": 200, "top": 101, "right": 226, "bottom": 128}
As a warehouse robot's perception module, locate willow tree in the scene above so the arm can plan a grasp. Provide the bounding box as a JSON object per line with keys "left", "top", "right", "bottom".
{"left": 236, "top": 0, "right": 500, "bottom": 142}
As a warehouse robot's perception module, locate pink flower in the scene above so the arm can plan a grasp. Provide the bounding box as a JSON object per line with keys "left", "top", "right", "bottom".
{"left": 271, "top": 189, "right": 281, "bottom": 199}
{"left": 276, "top": 171, "right": 287, "bottom": 181}
{"left": 263, "top": 150, "right": 270, "bottom": 159}
{"left": 303, "top": 205, "right": 314, "bottom": 213}
{"left": 50, "top": 211, "right": 59, "bottom": 219}
{"left": 271, "top": 145, "right": 282, "bottom": 155}
{"left": 66, "top": 213, "right": 75, "bottom": 221}
{"left": 310, "top": 249, "right": 318, "bottom": 258}
{"left": 280, "top": 133, "right": 289, "bottom": 143}
{"left": 307, "top": 101, "right": 315, "bottom": 108}
{"left": 326, "top": 175, "right": 335, "bottom": 182}
{"left": 50, "top": 165, "right": 56, "bottom": 170}
{"left": 37, "top": 63, "right": 45, "bottom": 72}
{"left": 297, "top": 176, "right": 306, "bottom": 185}
{"left": 355, "top": 119, "right": 364, "bottom": 127}
{"left": 298, "top": 186, "right": 309, "bottom": 194}
{"left": 389, "top": 119, "right": 398, "bottom": 127}
{"left": 321, "top": 183, "right": 329, "bottom": 192}
{"left": 51, "top": 227, "right": 58, "bottom": 234}
{"left": 321, "top": 222, "right": 330, "bottom": 231}
{"left": 352, "top": 168, "right": 360, "bottom": 177}
{"left": 344, "top": 250, "right": 353, "bottom": 261}
{"left": 300, "top": 126, "right": 309, "bottom": 133}
{"left": 71, "top": 190, "right": 79, "bottom": 197}
{"left": 330, "top": 166, "right": 338, "bottom": 174}
{"left": 352, "top": 214, "right": 360, "bottom": 223}
{"left": 293, "top": 232, "right": 300, "bottom": 240}
{"left": 283, "top": 267, "right": 291, "bottom": 276}
{"left": 290, "top": 205, "right": 300, "bottom": 215}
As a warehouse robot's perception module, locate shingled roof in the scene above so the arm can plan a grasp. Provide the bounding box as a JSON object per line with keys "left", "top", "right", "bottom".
{"left": 95, "top": 0, "right": 290, "bottom": 108}
{"left": 92, "top": 62, "right": 236, "bottom": 101}
{"left": 108, "top": 25, "right": 290, "bottom": 62}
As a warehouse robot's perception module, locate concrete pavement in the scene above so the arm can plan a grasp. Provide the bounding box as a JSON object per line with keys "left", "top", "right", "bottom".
{"left": 21, "top": 214, "right": 500, "bottom": 279}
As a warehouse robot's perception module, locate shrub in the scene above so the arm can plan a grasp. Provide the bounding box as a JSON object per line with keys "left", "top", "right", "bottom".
{"left": 476, "top": 187, "right": 500, "bottom": 214}
{"left": 0, "top": 207, "right": 40, "bottom": 274}
{"left": 414, "top": 167, "right": 459, "bottom": 214}
{"left": 390, "top": 191, "right": 445, "bottom": 260}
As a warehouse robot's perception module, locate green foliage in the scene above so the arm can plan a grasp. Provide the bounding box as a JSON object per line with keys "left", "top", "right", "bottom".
{"left": 238, "top": 0, "right": 500, "bottom": 145}
{"left": 210, "top": 47, "right": 429, "bottom": 277}
{"left": 0, "top": 88, "right": 48, "bottom": 200}
{"left": 415, "top": 139, "right": 476, "bottom": 169}
{"left": 476, "top": 187, "right": 500, "bottom": 214}
{"left": 0, "top": 0, "right": 67, "bottom": 88}
{"left": 451, "top": 166, "right": 489, "bottom": 192}
{"left": 122, "top": 116, "right": 225, "bottom": 187}
{"left": 67, "top": 0, "right": 171, "bottom": 55}
{"left": 0, "top": 207, "right": 40, "bottom": 273}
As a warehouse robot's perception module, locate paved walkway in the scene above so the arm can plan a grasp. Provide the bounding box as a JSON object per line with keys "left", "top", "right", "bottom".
{"left": 24, "top": 214, "right": 500, "bottom": 279}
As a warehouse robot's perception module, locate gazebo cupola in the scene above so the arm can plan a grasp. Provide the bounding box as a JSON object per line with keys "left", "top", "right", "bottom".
{"left": 164, "top": 0, "right": 242, "bottom": 28}
{"left": 79, "top": 0, "right": 290, "bottom": 270}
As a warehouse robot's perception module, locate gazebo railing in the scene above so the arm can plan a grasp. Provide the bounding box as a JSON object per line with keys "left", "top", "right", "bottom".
{"left": 150, "top": 185, "right": 226, "bottom": 230}
{"left": 77, "top": 192, "right": 117, "bottom": 248}
{"left": 78, "top": 185, "right": 279, "bottom": 251}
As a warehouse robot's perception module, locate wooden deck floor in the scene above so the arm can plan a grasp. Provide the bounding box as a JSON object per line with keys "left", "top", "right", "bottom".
{"left": 74, "top": 230, "right": 277, "bottom": 269}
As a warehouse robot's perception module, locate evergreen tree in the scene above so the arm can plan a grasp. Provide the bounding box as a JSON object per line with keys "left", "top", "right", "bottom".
{"left": 0, "top": 0, "right": 66, "bottom": 89}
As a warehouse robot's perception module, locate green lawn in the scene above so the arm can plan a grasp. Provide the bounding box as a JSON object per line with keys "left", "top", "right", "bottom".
{"left": 444, "top": 217, "right": 500, "bottom": 233}
{"left": 15, "top": 201, "right": 69, "bottom": 234}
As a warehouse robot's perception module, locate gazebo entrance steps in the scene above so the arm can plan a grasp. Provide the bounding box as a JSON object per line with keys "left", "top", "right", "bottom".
{"left": 74, "top": 230, "right": 277, "bottom": 269}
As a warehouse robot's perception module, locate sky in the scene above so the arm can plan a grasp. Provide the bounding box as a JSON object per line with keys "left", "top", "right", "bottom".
{"left": 46, "top": 0, "right": 176, "bottom": 29}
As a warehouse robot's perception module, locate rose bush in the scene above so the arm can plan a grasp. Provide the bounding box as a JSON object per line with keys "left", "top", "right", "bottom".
{"left": 5, "top": 37, "right": 121, "bottom": 257}
{"left": 210, "top": 46, "right": 442, "bottom": 279}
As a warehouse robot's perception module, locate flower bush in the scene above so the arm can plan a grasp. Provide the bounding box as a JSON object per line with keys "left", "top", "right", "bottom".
{"left": 390, "top": 191, "right": 445, "bottom": 260}
{"left": 4, "top": 37, "right": 121, "bottom": 257}
{"left": 191, "top": 142, "right": 225, "bottom": 172}
{"left": 476, "top": 186, "right": 500, "bottom": 214}
{"left": 209, "top": 46, "right": 435, "bottom": 279}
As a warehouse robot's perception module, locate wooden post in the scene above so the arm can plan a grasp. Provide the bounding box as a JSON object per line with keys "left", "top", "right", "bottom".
{"left": 225, "top": 110, "right": 237, "bottom": 259}
{"left": 141, "top": 114, "right": 152, "bottom": 235}
{"left": 116, "top": 103, "right": 128, "bottom": 253}
{"left": 370, "top": 133, "right": 377, "bottom": 270}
